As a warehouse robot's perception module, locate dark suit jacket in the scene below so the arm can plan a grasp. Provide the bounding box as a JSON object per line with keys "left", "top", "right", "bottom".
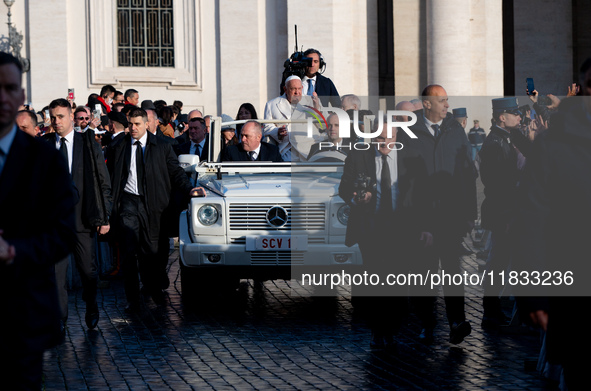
{"left": 0, "top": 130, "right": 76, "bottom": 353}
{"left": 221, "top": 142, "right": 282, "bottom": 162}
{"left": 106, "top": 132, "right": 193, "bottom": 240}
{"left": 339, "top": 146, "right": 431, "bottom": 248}
{"left": 174, "top": 139, "right": 209, "bottom": 161}
{"left": 406, "top": 110, "right": 477, "bottom": 237}
{"left": 42, "top": 130, "right": 112, "bottom": 231}
{"left": 314, "top": 73, "right": 340, "bottom": 108}
{"left": 175, "top": 132, "right": 189, "bottom": 145}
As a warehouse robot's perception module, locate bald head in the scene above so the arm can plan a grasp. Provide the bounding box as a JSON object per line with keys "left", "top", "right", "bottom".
{"left": 188, "top": 109, "right": 203, "bottom": 121}
{"left": 421, "top": 84, "right": 449, "bottom": 122}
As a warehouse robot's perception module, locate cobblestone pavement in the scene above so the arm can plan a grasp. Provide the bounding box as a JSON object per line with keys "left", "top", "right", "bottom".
{"left": 43, "top": 246, "right": 556, "bottom": 391}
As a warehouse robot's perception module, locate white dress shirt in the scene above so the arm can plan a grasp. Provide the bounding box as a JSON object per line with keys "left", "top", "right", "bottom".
{"left": 423, "top": 116, "right": 443, "bottom": 137}
{"left": 190, "top": 138, "right": 206, "bottom": 157}
{"left": 302, "top": 75, "right": 317, "bottom": 95}
{"left": 54, "top": 130, "right": 74, "bottom": 173}
{"left": 124, "top": 132, "right": 148, "bottom": 195}
{"left": 249, "top": 144, "right": 261, "bottom": 160}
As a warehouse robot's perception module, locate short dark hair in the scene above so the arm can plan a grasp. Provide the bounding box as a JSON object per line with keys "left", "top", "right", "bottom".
{"left": 173, "top": 100, "right": 183, "bottom": 110}
{"left": 112, "top": 102, "right": 125, "bottom": 112}
{"left": 0, "top": 51, "right": 23, "bottom": 74}
{"left": 128, "top": 107, "right": 148, "bottom": 122}
{"left": 49, "top": 98, "right": 72, "bottom": 112}
{"left": 74, "top": 106, "right": 90, "bottom": 116}
{"left": 17, "top": 110, "right": 37, "bottom": 127}
{"left": 189, "top": 117, "right": 205, "bottom": 124}
{"left": 100, "top": 84, "right": 116, "bottom": 98}
{"left": 124, "top": 89, "right": 138, "bottom": 100}
{"left": 303, "top": 48, "right": 322, "bottom": 58}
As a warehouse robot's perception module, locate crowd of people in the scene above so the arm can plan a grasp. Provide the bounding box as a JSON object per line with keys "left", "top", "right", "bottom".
{"left": 2, "top": 45, "right": 591, "bottom": 389}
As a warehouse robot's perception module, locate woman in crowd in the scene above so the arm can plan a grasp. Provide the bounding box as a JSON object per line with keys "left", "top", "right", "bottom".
{"left": 158, "top": 106, "right": 175, "bottom": 138}
{"left": 235, "top": 102, "right": 258, "bottom": 139}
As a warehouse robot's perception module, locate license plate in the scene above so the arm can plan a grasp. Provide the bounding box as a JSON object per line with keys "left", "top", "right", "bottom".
{"left": 245, "top": 235, "right": 308, "bottom": 251}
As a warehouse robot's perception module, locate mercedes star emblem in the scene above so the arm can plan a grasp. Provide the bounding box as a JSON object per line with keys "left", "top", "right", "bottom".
{"left": 266, "top": 206, "right": 288, "bottom": 228}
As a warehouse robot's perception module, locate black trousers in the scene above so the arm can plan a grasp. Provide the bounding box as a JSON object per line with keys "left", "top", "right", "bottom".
{"left": 416, "top": 234, "right": 466, "bottom": 327}
{"left": 55, "top": 230, "right": 98, "bottom": 320}
{"left": 356, "top": 217, "right": 409, "bottom": 334}
{"left": 119, "top": 192, "right": 160, "bottom": 303}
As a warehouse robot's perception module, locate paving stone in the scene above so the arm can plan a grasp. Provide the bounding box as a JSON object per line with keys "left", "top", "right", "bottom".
{"left": 42, "top": 247, "right": 551, "bottom": 390}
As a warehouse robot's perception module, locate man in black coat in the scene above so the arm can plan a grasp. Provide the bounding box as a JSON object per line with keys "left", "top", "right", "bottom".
{"left": 339, "top": 125, "right": 432, "bottom": 349}
{"left": 174, "top": 117, "right": 209, "bottom": 161}
{"left": 43, "top": 98, "right": 112, "bottom": 331}
{"left": 222, "top": 120, "right": 282, "bottom": 162}
{"left": 302, "top": 48, "right": 340, "bottom": 108}
{"left": 405, "top": 84, "right": 477, "bottom": 344}
{"left": 479, "top": 97, "right": 523, "bottom": 327}
{"left": 106, "top": 108, "right": 194, "bottom": 310}
{"left": 515, "top": 58, "right": 591, "bottom": 389}
{"left": 0, "top": 52, "right": 77, "bottom": 390}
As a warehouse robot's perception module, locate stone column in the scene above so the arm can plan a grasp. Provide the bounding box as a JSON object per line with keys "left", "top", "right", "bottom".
{"left": 426, "top": 0, "right": 473, "bottom": 95}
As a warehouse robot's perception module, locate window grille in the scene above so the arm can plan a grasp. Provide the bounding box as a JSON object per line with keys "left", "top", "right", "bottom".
{"left": 117, "top": 0, "right": 174, "bottom": 67}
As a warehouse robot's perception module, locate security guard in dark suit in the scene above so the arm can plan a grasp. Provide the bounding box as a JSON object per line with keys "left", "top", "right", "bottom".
{"left": 479, "top": 97, "right": 523, "bottom": 327}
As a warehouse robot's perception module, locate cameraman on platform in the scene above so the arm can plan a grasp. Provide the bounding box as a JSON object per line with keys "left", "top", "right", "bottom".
{"left": 301, "top": 48, "right": 340, "bottom": 108}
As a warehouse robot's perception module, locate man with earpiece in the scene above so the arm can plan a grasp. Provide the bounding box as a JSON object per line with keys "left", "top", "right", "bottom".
{"left": 301, "top": 48, "right": 341, "bottom": 108}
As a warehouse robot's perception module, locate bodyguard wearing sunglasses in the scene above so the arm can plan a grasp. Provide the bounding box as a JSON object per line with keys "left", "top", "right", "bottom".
{"left": 479, "top": 97, "right": 524, "bottom": 328}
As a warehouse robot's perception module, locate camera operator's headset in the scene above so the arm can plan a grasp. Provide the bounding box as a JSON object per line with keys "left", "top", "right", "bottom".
{"left": 304, "top": 48, "right": 326, "bottom": 74}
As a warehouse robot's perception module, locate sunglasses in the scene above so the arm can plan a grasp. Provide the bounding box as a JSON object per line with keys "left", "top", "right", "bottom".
{"left": 76, "top": 116, "right": 90, "bottom": 120}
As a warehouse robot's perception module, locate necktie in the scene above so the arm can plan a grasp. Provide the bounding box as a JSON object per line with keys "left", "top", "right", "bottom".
{"left": 135, "top": 140, "right": 145, "bottom": 195}
{"left": 248, "top": 151, "right": 256, "bottom": 161}
{"left": 59, "top": 137, "right": 69, "bottom": 169}
{"left": 380, "top": 154, "right": 393, "bottom": 213}
{"left": 307, "top": 79, "right": 314, "bottom": 96}
{"left": 431, "top": 124, "right": 441, "bottom": 138}
{"left": 195, "top": 143, "right": 201, "bottom": 157}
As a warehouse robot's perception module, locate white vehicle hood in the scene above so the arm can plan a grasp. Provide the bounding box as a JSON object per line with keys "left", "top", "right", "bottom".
{"left": 199, "top": 173, "right": 341, "bottom": 198}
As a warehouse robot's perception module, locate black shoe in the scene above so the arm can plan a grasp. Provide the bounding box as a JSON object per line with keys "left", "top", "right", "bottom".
{"left": 383, "top": 334, "right": 397, "bottom": 352}
{"left": 151, "top": 289, "right": 166, "bottom": 305}
{"left": 370, "top": 331, "right": 386, "bottom": 350}
{"left": 419, "top": 327, "right": 435, "bottom": 344}
{"left": 160, "top": 273, "right": 170, "bottom": 290}
{"left": 482, "top": 312, "right": 511, "bottom": 329}
{"left": 449, "top": 321, "right": 471, "bottom": 344}
{"left": 85, "top": 303, "right": 99, "bottom": 330}
{"left": 124, "top": 301, "right": 140, "bottom": 313}
{"left": 60, "top": 319, "right": 67, "bottom": 339}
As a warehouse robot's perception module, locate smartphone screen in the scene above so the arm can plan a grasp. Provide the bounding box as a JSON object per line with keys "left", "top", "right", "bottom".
{"left": 526, "top": 78, "right": 534, "bottom": 95}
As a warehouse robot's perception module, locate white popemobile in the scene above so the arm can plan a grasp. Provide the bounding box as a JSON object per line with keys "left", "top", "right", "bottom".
{"left": 177, "top": 117, "right": 361, "bottom": 299}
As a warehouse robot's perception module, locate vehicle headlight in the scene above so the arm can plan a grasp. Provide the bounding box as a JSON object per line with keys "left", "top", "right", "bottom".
{"left": 198, "top": 204, "right": 219, "bottom": 226}
{"left": 337, "top": 204, "right": 350, "bottom": 225}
